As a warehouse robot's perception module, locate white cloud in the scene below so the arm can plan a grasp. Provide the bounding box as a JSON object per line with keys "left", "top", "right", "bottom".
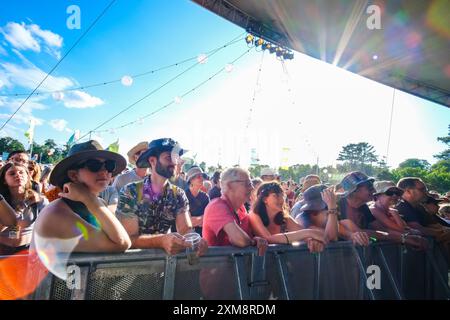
{"left": 0, "top": 22, "right": 63, "bottom": 59}
{"left": 0, "top": 60, "right": 104, "bottom": 110}
{"left": 0, "top": 22, "right": 40, "bottom": 52}
{"left": 0, "top": 61, "right": 73, "bottom": 92}
{"left": 62, "top": 90, "right": 104, "bottom": 109}
{"left": 49, "top": 118, "right": 68, "bottom": 131}
{"left": 28, "top": 24, "right": 62, "bottom": 48}
{"left": 0, "top": 96, "right": 46, "bottom": 126}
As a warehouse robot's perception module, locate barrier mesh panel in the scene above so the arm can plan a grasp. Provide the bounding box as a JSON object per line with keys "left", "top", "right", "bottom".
{"left": 283, "top": 248, "right": 361, "bottom": 299}
{"left": 174, "top": 256, "right": 239, "bottom": 300}
{"left": 51, "top": 277, "right": 72, "bottom": 300}
{"left": 86, "top": 261, "right": 165, "bottom": 300}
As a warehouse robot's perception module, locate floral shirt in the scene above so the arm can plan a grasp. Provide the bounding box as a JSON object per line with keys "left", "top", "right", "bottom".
{"left": 116, "top": 176, "right": 189, "bottom": 235}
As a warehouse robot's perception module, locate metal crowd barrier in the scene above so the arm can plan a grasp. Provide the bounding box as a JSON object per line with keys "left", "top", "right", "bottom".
{"left": 2, "top": 240, "right": 449, "bottom": 300}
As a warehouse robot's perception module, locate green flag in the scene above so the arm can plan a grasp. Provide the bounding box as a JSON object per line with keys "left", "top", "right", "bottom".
{"left": 67, "top": 130, "right": 80, "bottom": 147}
{"left": 107, "top": 139, "right": 119, "bottom": 153}
{"left": 24, "top": 119, "right": 35, "bottom": 144}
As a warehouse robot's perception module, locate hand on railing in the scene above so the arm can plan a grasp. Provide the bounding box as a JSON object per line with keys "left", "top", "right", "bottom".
{"left": 350, "top": 232, "right": 370, "bottom": 246}
{"left": 252, "top": 236, "right": 268, "bottom": 256}
{"left": 161, "top": 233, "right": 191, "bottom": 255}
{"left": 306, "top": 238, "right": 324, "bottom": 253}
{"left": 404, "top": 234, "right": 428, "bottom": 251}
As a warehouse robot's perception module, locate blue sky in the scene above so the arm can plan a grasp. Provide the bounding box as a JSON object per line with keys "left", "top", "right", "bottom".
{"left": 0, "top": 0, "right": 448, "bottom": 169}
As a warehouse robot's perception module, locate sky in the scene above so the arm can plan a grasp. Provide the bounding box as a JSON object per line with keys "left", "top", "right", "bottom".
{"left": 0, "top": 0, "right": 448, "bottom": 170}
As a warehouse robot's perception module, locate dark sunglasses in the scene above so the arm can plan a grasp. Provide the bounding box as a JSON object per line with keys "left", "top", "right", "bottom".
{"left": 77, "top": 159, "right": 116, "bottom": 173}
{"left": 385, "top": 190, "right": 402, "bottom": 197}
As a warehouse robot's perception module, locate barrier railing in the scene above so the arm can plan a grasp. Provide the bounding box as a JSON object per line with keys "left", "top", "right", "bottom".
{"left": 2, "top": 240, "right": 449, "bottom": 300}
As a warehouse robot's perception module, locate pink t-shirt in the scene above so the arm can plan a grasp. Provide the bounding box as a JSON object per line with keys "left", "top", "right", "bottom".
{"left": 202, "top": 196, "right": 253, "bottom": 246}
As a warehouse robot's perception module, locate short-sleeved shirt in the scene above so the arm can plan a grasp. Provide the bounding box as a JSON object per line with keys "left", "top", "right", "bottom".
{"left": 99, "top": 185, "right": 119, "bottom": 206}
{"left": 208, "top": 186, "right": 221, "bottom": 200}
{"left": 116, "top": 176, "right": 189, "bottom": 235}
{"left": 395, "top": 200, "right": 434, "bottom": 227}
{"left": 112, "top": 169, "right": 143, "bottom": 193}
{"left": 202, "top": 196, "right": 253, "bottom": 246}
{"left": 0, "top": 198, "right": 48, "bottom": 239}
{"left": 185, "top": 189, "right": 209, "bottom": 235}
{"left": 338, "top": 197, "right": 375, "bottom": 230}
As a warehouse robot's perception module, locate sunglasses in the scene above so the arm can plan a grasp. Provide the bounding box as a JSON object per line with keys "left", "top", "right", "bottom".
{"left": 77, "top": 159, "right": 116, "bottom": 173}
{"left": 385, "top": 190, "right": 402, "bottom": 197}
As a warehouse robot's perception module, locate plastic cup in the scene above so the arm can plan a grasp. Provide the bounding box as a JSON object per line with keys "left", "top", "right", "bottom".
{"left": 184, "top": 232, "right": 201, "bottom": 265}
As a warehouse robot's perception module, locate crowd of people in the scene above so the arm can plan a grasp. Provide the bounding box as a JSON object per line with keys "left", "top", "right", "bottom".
{"left": 1, "top": 138, "right": 450, "bottom": 268}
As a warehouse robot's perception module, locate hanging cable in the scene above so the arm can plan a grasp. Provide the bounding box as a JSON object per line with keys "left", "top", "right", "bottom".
{"left": 0, "top": 0, "right": 117, "bottom": 132}
{"left": 77, "top": 47, "right": 253, "bottom": 141}
{"left": 385, "top": 88, "right": 396, "bottom": 164}
{"left": 0, "top": 32, "right": 245, "bottom": 97}
{"left": 281, "top": 59, "right": 319, "bottom": 161}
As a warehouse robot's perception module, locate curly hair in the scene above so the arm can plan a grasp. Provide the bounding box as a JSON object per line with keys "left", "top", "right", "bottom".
{"left": 252, "top": 181, "right": 289, "bottom": 227}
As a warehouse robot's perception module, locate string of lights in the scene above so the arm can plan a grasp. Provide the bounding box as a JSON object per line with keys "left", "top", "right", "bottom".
{"left": 0, "top": 0, "right": 117, "bottom": 132}
{"left": 244, "top": 51, "right": 265, "bottom": 132}
{"left": 280, "top": 59, "right": 319, "bottom": 160}
{"left": 1, "top": 33, "right": 246, "bottom": 97}
{"left": 245, "top": 34, "right": 294, "bottom": 60}
{"left": 77, "top": 46, "right": 254, "bottom": 141}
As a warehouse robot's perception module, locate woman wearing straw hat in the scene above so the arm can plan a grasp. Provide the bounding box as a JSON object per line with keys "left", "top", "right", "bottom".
{"left": 32, "top": 140, "right": 131, "bottom": 253}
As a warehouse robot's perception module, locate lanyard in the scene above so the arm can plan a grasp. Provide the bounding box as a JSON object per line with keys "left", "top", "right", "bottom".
{"left": 221, "top": 196, "right": 241, "bottom": 225}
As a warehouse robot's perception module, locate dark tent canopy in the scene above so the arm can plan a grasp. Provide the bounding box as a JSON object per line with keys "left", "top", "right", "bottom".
{"left": 193, "top": 0, "right": 450, "bottom": 107}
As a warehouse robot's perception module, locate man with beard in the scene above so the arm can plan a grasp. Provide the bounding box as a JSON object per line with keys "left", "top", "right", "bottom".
{"left": 116, "top": 138, "right": 208, "bottom": 256}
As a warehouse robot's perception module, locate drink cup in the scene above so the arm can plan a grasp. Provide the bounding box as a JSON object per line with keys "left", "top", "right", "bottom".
{"left": 184, "top": 232, "right": 201, "bottom": 265}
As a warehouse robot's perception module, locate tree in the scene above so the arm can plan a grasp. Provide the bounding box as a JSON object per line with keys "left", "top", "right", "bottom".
{"left": 0, "top": 137, "right": 25, "bottom": 156}
{"left": 391, "top": 167, "right": 428, "bottom": 183}
{"left": 337, "top": 142, "right": 378, "bottom": 172}
{"left": 434, "top": 124, "right": 449, "bottom": 160}
{"left": 398, "top": 158, "right": 431, "bottom": 170}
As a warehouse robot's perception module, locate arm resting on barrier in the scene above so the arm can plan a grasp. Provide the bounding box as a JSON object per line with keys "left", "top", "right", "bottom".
{"left": 34, "top": 198, "right": 131, "bottom": 252}
{"left": 0, "top": 194, "right": 18, "bottom": 227}
{"left": 223, "top": 221, "right": 254, "bottom": 247}
{"left": 407, "top": 221, "right": 450, "bottom": 241}
{"left": 249, "top": 213, "right": 326, "bottom": 245}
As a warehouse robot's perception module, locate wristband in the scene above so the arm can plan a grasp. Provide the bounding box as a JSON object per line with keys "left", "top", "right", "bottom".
{"left": 283, "top": 233, "right": 290, "bottom": 245}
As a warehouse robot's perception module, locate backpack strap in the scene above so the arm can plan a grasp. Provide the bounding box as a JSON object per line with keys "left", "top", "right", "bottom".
{"left": 136, "top": 180, "right": 144, "bottom": 203}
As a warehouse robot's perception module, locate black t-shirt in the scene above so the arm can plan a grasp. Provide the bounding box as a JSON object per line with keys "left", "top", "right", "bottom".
{"left": 395, "top": 200, "right": 434, "bottom": 227}
{"left": 338, "top": 197, "right": 376, "bottom": 230}
{"left": 208, "top": 186, "right": 221, "bottom": 200}
{"left": 185, "top": 189, "right": 210, "bottom": 235}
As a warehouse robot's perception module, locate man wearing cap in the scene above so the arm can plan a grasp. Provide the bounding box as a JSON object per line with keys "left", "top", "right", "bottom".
{"left": 260, "top": 167, "right": 277, "bottom": 182}
{"left": 369, "top": 181, "right": 427, "bottom": 250}
{"left": 112, "top": 142, "right": 149, "bottom": 193}
{"left": 422, "top": 193, "right": 450, "bottom": 227}
{"left": 185, "top": 166, "right": 210, "bottom": 235}
{"left": 116, "top": 138, "right": 208, "bottom": 256}
{"left": 338, "top": 172, "right": 428, "bottom": 247}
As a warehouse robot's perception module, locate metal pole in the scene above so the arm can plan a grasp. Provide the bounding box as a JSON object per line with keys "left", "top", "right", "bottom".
{"left": 376, "top": 247, "right": 403, "bottom": 300}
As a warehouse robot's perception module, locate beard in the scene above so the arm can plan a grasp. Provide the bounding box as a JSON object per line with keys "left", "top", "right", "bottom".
{"left": 155, "top": 159, "right": 175, "bottom": 179}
